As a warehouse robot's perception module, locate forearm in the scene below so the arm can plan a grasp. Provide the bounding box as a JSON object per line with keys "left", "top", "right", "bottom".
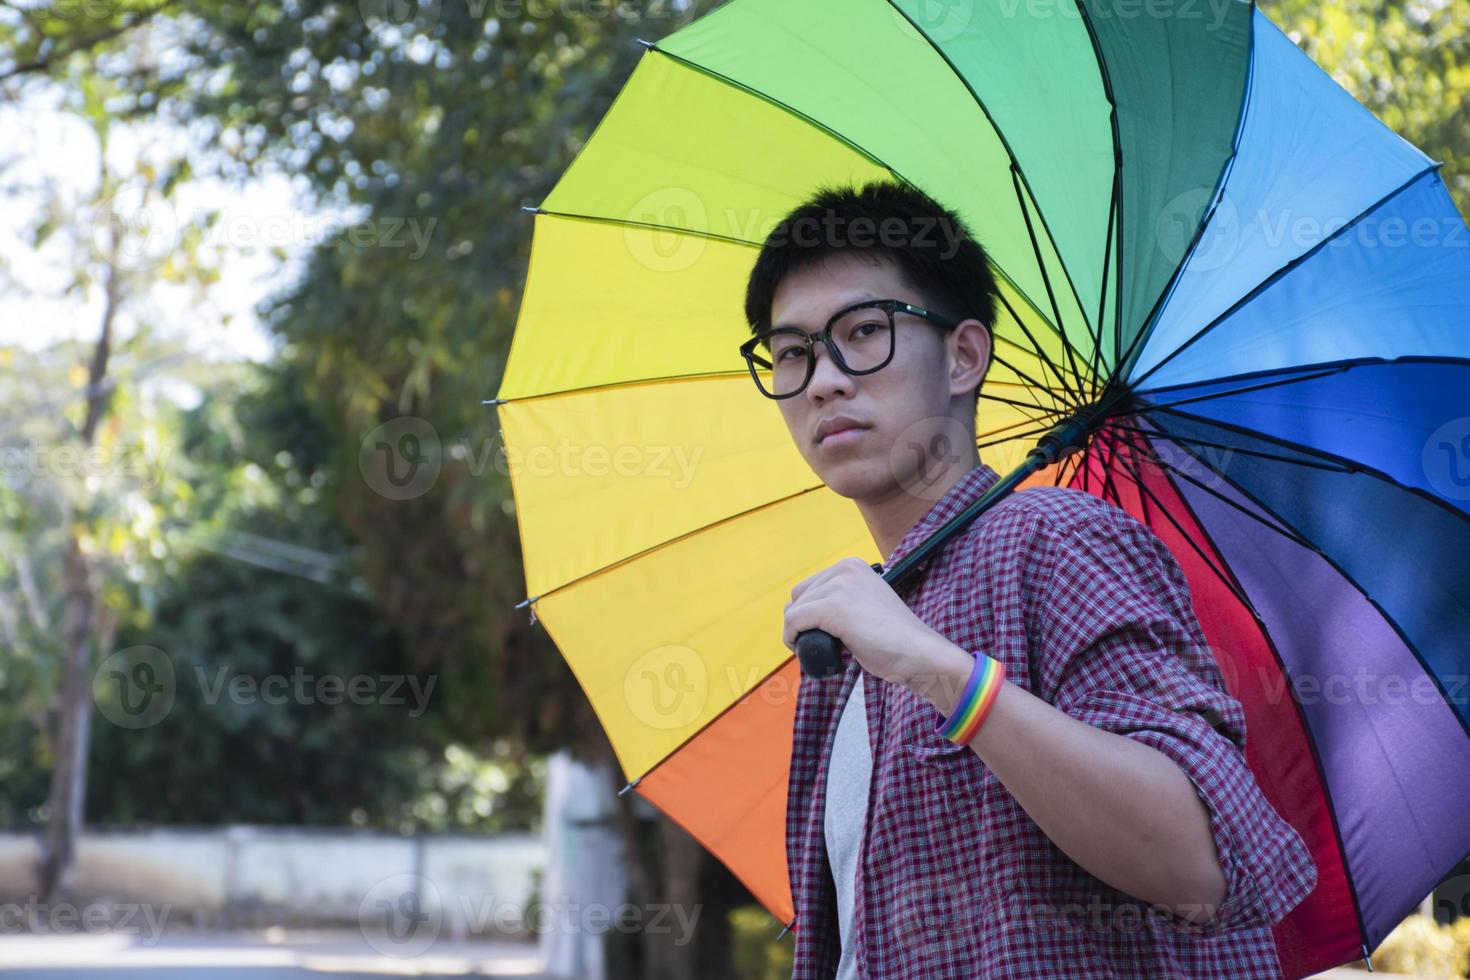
{"left": 904, "top": 634, "right": 1228, "bottom": 922}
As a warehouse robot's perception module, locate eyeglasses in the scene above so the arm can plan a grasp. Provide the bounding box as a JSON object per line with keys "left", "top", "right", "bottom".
{"left": 739, "top": 298, "right": 957, "bottom": 400}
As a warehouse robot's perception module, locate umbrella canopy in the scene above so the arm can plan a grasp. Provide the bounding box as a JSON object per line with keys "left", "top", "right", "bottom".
{"left": 495, "top": 2, "right": 1470, "bottom": 975}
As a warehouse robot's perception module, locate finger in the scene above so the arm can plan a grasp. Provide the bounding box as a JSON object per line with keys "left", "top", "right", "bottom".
{"left": 783, "top": 594, "right": 830, "bottom": 650}
{"left": 790, "top": 556, "right": 867, "bottom": 602}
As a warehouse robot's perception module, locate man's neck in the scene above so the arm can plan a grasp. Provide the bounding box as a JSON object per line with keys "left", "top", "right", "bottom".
{"left": 861, "top": 450, "right": 982, "bottom": 560}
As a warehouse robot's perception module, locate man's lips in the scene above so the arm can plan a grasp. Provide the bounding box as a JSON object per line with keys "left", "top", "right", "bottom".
{"left": 818, "top": 424, "right": 869, "bottom": 445}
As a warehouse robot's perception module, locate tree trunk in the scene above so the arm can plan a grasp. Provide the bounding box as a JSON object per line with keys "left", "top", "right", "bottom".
{"left": 38, "top": 527, "right": 97, "bottom": 904}
{"left": 37, "top": 258, "right": 117, "bottom": 904}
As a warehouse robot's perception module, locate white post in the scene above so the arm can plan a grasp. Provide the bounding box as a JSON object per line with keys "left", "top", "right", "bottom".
{"left": 537, "top": 751, "right": 627, "bottom": 980}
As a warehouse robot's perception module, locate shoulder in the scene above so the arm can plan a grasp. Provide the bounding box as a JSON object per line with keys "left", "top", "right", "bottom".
{"left": 953, "top": 484, "right": 1183, "bottom": 590}
{"left": 968, "top": 484, "right": 1152, "bottom": 551}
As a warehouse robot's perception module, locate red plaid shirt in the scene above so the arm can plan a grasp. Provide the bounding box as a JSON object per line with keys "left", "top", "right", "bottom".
{"left": 785, "top": 461, "right": 1317, "bottom": 978}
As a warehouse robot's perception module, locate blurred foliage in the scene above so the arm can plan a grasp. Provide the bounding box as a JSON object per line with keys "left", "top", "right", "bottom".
{"left": 1364, "top": 913, "right": 1470, "bottom": 976}
{"left": 729, "top": 904, "right": 795, "bottom": 980}
{"left": 1264, "top": 0, "right": 1470, "bottom": 214}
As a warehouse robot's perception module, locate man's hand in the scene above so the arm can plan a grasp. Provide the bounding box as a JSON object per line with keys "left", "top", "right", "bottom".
{"left": 783, "top": 557, "right": 954, "bottom": 688}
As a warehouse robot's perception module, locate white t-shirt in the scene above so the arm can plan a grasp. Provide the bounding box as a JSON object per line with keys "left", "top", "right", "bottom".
{"left": 824, "top": 670, "right": 873, "bottom": 980}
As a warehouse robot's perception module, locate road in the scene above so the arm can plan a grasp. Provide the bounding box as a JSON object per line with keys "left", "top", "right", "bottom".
{"left": 0, "top": 931, "right": 552, "bottom": 979}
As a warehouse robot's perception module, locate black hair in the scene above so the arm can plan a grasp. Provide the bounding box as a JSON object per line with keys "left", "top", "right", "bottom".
{"left": 743, "top": 178, "right": 999, "bottom": 405}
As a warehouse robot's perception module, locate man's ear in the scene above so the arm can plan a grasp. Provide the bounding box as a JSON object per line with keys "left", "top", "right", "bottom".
{"left": 948, "top": 318, "right": 991, "bottom": 399}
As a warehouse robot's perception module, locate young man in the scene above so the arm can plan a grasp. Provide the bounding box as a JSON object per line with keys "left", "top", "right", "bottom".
{"left": 739, "top": 180, "right": 1317, "bottom": 978}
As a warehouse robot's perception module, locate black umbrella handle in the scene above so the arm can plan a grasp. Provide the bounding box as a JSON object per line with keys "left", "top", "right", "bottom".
{"left": 794, "top": 628, "right": 846, "bottom": 678}
{"left": 794, "top": 562, "right": 886, "bottom": 678}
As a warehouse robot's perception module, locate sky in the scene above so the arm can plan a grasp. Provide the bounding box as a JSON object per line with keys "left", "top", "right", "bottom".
{"left": 0, "top": 83, "right": 355, "bottom": 374}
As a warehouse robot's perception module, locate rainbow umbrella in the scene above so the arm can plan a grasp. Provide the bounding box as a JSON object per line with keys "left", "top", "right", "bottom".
{"left": 493, "top": 2, "right": 1470, "bottom": 975}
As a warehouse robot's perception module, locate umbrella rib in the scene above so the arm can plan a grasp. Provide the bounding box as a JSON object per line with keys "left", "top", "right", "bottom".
{"left": 1067, "top": 0, "right": 1127, "bottom": 364}
{"left": 532, "top": 205, "right": 765, "bottom": 249}
{"left": 515, "top": 483, "right": 831, "bottom": 611}
{"left": 977, "top": 420, "right": 1063, "bottom": 452}
{"left": 1134, "top": 353, "right": 1470, "bottom": 398}
{"left": 979, "top": 391, "right": 1059, "bottom": 429}
{"left": 1109, "top": 422, "right": 1352, "bottom": 474}
{"left": 1089, "top": 169, "right": 1119, "bottom": 384}
{"left": 1113, "top": 422, "right": 1318, "bottom": 552}
{"left": 992, "top": 288, "right": 1088, "bottom": 410}
{"left": 1119, "top": 365, "right": 1349, "bottom": 419}
{"left": 991, "top": 279, "right": 1080, "bottom": 408}
{"left": 495, "top": 368, "right": 755, "bottom": 405}
{"left": 1010, "top": 164, "right": 1090, "bottom": 405}
{"left": 617, "top": 653, "right": 798, "bottom": 794}
{"left": 1127, "top": 162, "right": 1442, "bottom": 392}
{"left": 989, "top": 347, "right": 1082, "bottom": 411}
{"left": 492, "top": 365, "right": 1079, "bottom": 408}
{"left": 1105, "top": 429, "right": 1260, "bottom": 612}
{"left": 1098, "top": 425, "right": 1126, "bottom": 510}
{"left": 637, "top": 45, "right": 909, "bottom": 190}
{"left": 1154, "top": 404, "right": 1470, "bottom": 533}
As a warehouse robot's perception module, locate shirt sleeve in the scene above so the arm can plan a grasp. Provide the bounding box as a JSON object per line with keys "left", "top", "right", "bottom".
{"left": 1028, "top": 506, "right": 1317, "bottom": 933}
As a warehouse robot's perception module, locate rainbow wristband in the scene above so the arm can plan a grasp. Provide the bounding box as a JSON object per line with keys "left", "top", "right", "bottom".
{"left": 934, "top": 652, "right": 1005, "bottom": 746}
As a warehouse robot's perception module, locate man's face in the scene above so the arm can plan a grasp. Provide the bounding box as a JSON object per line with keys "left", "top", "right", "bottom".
{"left": 767, "top": 251, "right": 990, "bottom": 503}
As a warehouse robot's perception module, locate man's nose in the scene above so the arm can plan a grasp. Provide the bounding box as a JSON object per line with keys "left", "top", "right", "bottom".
{"left": 805, "top": 343, "right": 850, "bottom": 400}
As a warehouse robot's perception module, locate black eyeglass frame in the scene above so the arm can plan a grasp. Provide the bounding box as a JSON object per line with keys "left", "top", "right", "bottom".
{"left": 738, "top": 298, "right": 957, "bottom": 400}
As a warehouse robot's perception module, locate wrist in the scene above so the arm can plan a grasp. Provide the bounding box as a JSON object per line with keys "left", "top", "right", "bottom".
{"left": 905, "top": 633, "right": 978, "bottom": 716}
